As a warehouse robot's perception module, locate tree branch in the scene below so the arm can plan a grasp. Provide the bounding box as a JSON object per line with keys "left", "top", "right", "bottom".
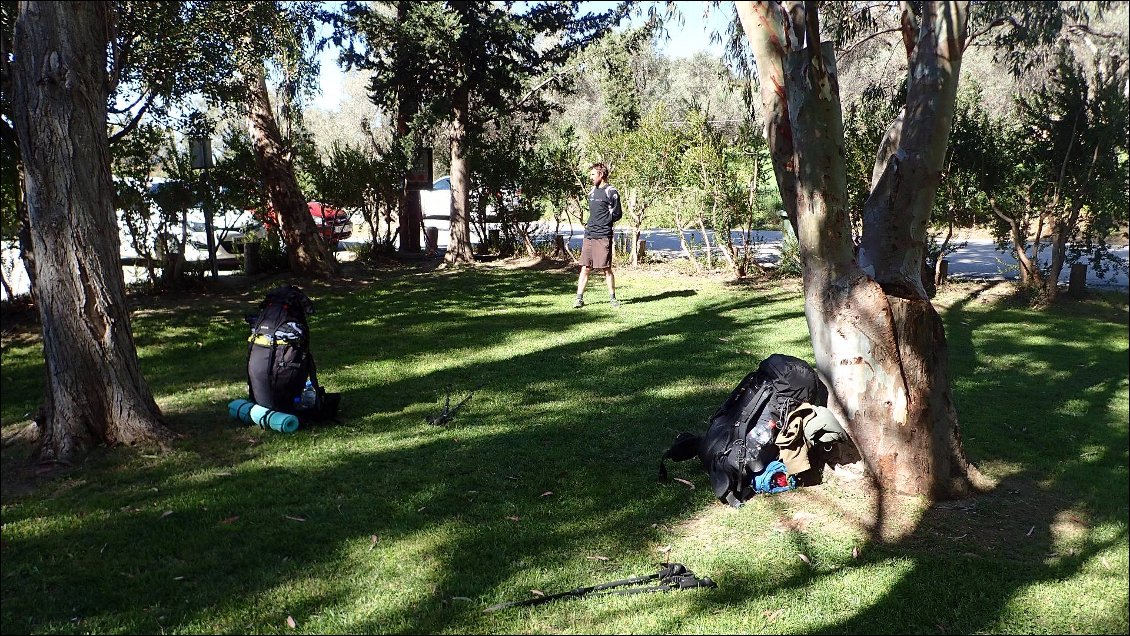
{"left": 109, "top": 33, "right": 137, "bottom": 95}
{"left": 838, "top": 26, "right": 902, "bottom": 55}
{"left": 108, "top": 95, "right": 153, "bottom": 145}
{"left": 1066, "top": 23, "right": 1124, "bottom": 40}
{"left": 899, "top": 1, "right": 918, "bottom": 60}
{"left": 965, "top": 15, "right": 1018, "bottom": 50}
{"left": 108, "top": 87, "right": 149, "bottom": 115}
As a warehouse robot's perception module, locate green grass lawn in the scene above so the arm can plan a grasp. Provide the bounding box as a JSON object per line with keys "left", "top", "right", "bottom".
{"left": 1, "top": 264, "right": 1127, "bottom": 634}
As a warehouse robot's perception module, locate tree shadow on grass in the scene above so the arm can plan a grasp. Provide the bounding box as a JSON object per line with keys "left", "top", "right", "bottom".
{"left": 1, "top": 271, "right": 1125, "bottom": 634}
{"left": 659, "top": 283, "right": 1130, "bottom": 634}
{"left": 2, "top": 267, "right": 816, "bottom": 633}
{"left": 622, "top": 289, "right": 699, "bottom": 305}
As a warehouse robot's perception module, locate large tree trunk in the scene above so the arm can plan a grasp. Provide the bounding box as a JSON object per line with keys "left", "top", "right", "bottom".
{"left": 395, "top": 2, "right": 422, "bottom": 254}
{"left": 740, "top": 0, "right": 978, "bottom": 499}
{"left": 445, "top": 88, "right": 475, "bottom": 264}
{"left": 12, "top": 1, "right": 173, "bottom": 465}
{"left": 246, "top": 66, "right": 336, "bottom": 278}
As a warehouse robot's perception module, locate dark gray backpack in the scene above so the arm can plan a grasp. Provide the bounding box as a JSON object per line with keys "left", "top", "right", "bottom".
{"left": 659, "top": 354, "right": 828, "bottom": 507}
{"left": 246, "top": 285, "right": 316, "bottom": 412}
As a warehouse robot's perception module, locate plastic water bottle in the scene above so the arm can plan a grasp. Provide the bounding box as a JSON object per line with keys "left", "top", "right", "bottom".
{"left": 751, "top": 419, "right": 776, "bottom": 446}
{"left": 300, "top": 380, "right": 317, "bottom": 409}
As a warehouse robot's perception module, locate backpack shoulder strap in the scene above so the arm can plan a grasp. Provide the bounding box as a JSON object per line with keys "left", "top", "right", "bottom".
{"left": 658, "top": 432, "right": 701, "bottom": 481}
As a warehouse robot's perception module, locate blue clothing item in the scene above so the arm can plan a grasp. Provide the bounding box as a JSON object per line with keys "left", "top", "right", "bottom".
{"left": 585, "top": 184, "right": 623, "bottom": 238}
{"left": 752, "top": 460, "right": 796, "bottom": 494}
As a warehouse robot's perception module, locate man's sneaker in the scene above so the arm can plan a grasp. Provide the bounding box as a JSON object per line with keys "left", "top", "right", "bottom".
{"left": 609, "top": 298, "right": 620, "bottom": 308}
{"left": 573, "top": 297, "right": 585, "bottom": 309}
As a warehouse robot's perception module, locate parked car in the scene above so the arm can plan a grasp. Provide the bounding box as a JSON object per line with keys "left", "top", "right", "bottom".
{"left": 419, "top": 176, "right": 453, "bottom": 221}
{"left": 261, "top": 201, "right": 353, "bottom": 243}
{"left": 419, "top": 175, "right": 519, "bottom": 221}
{"left": 186, "top": 208, "right": 263, "bottom": 261}
{"left": 306, "top": 202, "right": 353, "bottom": 242}
{"left": 183, "top": 202, "right": 353, "bottom": 261}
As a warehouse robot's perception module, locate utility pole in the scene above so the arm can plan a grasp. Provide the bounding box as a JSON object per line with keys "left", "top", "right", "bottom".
{"left": 190, "top": 137, "right": 218, "bottom": 278}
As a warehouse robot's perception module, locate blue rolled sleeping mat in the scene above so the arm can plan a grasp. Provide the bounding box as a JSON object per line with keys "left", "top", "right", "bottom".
{"left": 228, "top": 399, "right": 300, "bottom": 433}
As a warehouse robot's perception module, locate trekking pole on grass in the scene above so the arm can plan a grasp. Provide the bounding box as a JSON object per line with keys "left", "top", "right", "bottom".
{"left": 483, "top": 563, "right": 715, "bottom": 612}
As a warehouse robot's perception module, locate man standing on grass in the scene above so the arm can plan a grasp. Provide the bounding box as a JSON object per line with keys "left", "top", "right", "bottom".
{"left": 574, "top": 162, "right": 622, "bottom": 308}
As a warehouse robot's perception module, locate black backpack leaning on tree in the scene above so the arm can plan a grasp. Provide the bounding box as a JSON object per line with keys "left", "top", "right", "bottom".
{"left": 659, "top": 354, "right": 829, "bottom": 507}
{"left": 245, "top": 284, "right": 340, "bottom": 421}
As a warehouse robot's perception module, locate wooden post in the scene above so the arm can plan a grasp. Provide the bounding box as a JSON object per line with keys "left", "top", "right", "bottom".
{"left": 936, "top": 258, "right": 948, "bottom": 286}
{"left": 553, "top": 234, "right": 566, "bottom": 257}
{"left": 1068, "top": 263, "right": 1087, "bottom": 298}
{"left": 637, "top": 239, "right": 647, "bottom": 263}
{"left": 244, "top": 241, "right": 261, "bottom": 276}
{"left": 488, "top": 228, "right": 500, "bottom": 249}
{"left": 425, "top": 226, "right": 439, "bottom": 253}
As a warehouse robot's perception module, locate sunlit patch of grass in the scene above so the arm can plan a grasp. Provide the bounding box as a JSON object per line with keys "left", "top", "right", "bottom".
{"left": 2, "top": 270, "right": 1127, "bottom": 634}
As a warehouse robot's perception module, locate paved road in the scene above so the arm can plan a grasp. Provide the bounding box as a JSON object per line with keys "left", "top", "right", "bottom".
{"left": 3, "top": 226, "right": 1127, "bottom": 301}
{"left": 545, "top": 225, "right": 1130, "bottom": 291}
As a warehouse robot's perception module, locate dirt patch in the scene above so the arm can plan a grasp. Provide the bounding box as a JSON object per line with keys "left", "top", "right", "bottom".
{"left": 910, "top": 475, "right": 1085, "bottom": 559}
{"left": 931, "top": 280, "right": 1019, "bottom": 312}
{"left": 478, "top": 255, "right": 574, "bottom": 271}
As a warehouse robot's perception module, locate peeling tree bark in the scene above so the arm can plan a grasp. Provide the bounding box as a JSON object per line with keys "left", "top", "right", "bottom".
{"left": 736, "top": 1, "right": 800, "bottom": 236}
{"left": 246, "top": 66, "right": 336, "bottom": 278}
{"left": 858, "top": 1, "right": 965, "bottom": 300}
{"left": 12, "top": 1, "right": 173, "bottom": 464}
{"left": 739, "top": 0, "right": 978, "bottom": 499}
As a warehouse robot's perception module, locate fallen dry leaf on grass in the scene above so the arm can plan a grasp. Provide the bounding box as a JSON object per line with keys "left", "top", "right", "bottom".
{"left": 286, "top": 615, "right": 297, "bottom": 629}
{"left": 531, "top": 589, "right": 545, "bottom": 597}
{"left": 220, "top": 516, "right": 239, "bottom": 525}
{"left": 160, "top": 511, "right": 174, "bottom": 519}
{"left": 586, "top": 555, "right": 610, "bottom": 561}
{"left": 852, "top": 546, "right": 860, "bottom": 559}
{"left": 797, "top": 553, "right": 812, "bottom": 566}
{"left": 762, "top": 608, "right": 785, "bottom": 623}
{"left": 506, "top": 516, "right": 520, "bottom": 522}
{"left": 540, "top": 491, "right": 553, "bottom": 497}
{"left": 673, "top": 478, "right": 695, "bottom": 489}
{"left": 284, "top": 515, "right": 306, "bottom": 522}
{"left": 369, "top": 535, "right": 379, "bottom": 550}
{"left": 657, "top": 544, "right": 673, "bottom": 554}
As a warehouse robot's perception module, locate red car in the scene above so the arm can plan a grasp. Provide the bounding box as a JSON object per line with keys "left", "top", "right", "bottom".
{"left": 307, "top": 202, "right": 353, "bottom": 241}
{"left": 260, "top": 202, "right": 353, "bottom": 242}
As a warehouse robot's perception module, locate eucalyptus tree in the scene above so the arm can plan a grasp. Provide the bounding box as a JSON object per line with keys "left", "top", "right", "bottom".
{"left": 735, "top": 0, "right": 1121, "bottom": 498}
{"left": 340, "top": 1, "right": 626, "bottom": 264}
{"left": 11, "top": 1, "right": 174, "bottom": 463}
{"left": 737, "top": 1, "right": 981, "bottom": 498}
{"left": 205, "top": 0, "right": 337, "bottom": 277}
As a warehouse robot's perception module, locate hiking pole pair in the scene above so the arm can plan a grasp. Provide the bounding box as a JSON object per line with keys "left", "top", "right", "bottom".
{"left": 483, "top": 562, "right": 716, "bottom": 613}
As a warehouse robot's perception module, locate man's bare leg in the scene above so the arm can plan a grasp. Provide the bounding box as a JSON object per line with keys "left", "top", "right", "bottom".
{"left": 605, "top": 268, "right": 618, "bottom": 307}
{"left": 574, "top": 265, "right": 590, "bottom": 307}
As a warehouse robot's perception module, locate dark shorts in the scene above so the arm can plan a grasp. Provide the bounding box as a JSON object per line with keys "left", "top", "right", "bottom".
{"left": 580, "top": 237, "right": 613, "bottom": 269}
